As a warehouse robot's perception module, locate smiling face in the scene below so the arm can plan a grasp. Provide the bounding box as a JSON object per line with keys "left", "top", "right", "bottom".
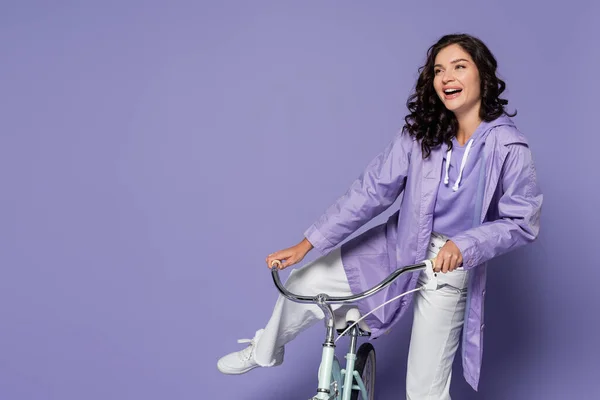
{"left": 433, "top": 44, "right": 482, "bottom": 118}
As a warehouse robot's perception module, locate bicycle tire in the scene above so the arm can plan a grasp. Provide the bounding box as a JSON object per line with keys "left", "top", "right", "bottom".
{"left": 350, "top": 343, "right": 376, "bottom": 400}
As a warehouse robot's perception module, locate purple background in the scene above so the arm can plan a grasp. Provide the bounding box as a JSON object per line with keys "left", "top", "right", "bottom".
{"left": 1, "top": 1, "right": 598, "bottom": 399}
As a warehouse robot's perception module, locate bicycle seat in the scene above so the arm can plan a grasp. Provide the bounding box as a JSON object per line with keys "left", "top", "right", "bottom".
{"left": 335, "top": 308, "right": 371, "bottom": 336}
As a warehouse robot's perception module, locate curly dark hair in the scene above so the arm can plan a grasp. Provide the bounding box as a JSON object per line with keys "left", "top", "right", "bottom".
{"left": 403, "top": 33, "right": 516, "bottom": 158}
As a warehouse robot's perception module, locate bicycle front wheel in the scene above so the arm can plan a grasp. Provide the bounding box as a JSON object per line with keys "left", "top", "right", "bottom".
{"left": 351, "top": 343, "right": 376, "bottom": 400}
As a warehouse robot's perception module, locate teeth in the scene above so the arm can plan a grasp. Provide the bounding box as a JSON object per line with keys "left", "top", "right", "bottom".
{"left": 444, "top": 89, "right": 461, "bottom": 94}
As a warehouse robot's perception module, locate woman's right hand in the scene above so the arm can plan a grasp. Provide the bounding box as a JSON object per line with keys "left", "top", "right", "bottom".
{"left": 266, "top": 238, "right": 314, "bottom": 270}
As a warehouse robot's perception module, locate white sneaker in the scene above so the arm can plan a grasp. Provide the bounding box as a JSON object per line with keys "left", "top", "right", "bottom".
{"left": 217, "top": 329, "right": 284, "bottom": 375}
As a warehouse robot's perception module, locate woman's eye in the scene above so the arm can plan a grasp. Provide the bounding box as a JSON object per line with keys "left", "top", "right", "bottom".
{"left": 434, "top": 69, "right": 441, "bottom": 75}
{"left": 456, "top": 64, "right": 466, "bottom": 69}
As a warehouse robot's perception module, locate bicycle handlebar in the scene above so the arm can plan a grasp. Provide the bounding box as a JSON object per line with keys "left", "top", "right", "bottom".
{"left": 270, "top": 259, "right": 434, "bottom": 305}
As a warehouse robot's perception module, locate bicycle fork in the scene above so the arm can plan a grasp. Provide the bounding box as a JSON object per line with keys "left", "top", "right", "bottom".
{"left": 312, "top": 295, "right": 338, "bottom": 400}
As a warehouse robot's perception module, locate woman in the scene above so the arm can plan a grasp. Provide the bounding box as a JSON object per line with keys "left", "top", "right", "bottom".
{"left": 217, "top": 33, "right": 542, "bottom": 398}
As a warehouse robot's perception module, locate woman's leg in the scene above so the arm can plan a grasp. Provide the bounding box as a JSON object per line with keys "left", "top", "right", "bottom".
{"left": 217, "top": 247, "right": 354, "bottom": 374}
{"left": 405, "top": 236, "right": 470, "bottom": 400}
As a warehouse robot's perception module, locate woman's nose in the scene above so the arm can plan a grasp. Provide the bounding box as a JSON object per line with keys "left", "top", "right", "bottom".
{"left": 442, "top": 70, "right": 455, "bottom": 83}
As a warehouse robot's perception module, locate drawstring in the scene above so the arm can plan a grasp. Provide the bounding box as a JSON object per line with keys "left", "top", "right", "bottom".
{"left": 453, "top": 138, "right": 473, "bottom": 191}
{"left": 444, "top": 138, "right": 474, "bottom": 191}
{"left": 444, "top": 148, "right": 452, "bottom": 185}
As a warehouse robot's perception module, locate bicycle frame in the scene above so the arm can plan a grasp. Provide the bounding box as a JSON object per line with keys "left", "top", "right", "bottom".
{"left": 339, "top": 325, "right": 370, "bottom": 400}
{"left": 312, "top": 324, "right": 368, "bottom": 400}
{"left": 270, "top": 259, "right": 434, "bottom": 400}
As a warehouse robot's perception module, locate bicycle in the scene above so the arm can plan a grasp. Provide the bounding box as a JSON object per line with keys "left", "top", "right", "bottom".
{"left": 270, "top": 258, "right": 443, "bottom": 400}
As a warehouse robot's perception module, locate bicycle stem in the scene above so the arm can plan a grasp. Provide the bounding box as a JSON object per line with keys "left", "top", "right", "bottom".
{"left": 315, "top": 293, "right": 337, "bottom": 346}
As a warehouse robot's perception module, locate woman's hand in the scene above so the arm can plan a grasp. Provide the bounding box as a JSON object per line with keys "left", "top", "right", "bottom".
{"left": 434, "top": 240, "right": 463, "bottom": 273}
{"left": 266, "top": 238, "right": 314, "bottom": 270}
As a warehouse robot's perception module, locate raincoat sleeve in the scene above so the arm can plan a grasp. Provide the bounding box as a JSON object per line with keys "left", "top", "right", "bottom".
{"left": 450, "top": 143, "right": 543, "bottom": 269}
{"left": 304, "top": 129, "right": 413, "bottom": 254}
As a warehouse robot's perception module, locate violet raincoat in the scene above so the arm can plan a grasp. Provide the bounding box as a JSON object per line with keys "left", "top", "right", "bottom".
{"left": 304, "top": 115, "right": 543, "bottom": 390}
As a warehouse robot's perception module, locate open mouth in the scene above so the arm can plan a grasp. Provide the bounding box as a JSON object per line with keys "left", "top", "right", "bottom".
{"left": 444, "top": 89, "right": 462, "bottom": 96}
{"left": 443, "top": 88, "right": 463, "bottom": 97}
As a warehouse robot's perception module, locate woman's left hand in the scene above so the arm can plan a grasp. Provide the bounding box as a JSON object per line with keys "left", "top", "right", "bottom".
{"left": 434, "top": 240, "right": 463, "bottom": 273}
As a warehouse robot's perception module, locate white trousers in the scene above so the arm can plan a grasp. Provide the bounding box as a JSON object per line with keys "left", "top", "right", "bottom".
{"left": 253, "top": 233, "right": 469, "bottom": 400}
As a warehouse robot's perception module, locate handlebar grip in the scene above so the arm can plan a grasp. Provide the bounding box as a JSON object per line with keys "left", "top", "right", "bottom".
{"left": 426, "top": 257, "right": 464, "bottom": 271}
{"left": 427, "top": 258, "right": 436, "bottom": 269}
